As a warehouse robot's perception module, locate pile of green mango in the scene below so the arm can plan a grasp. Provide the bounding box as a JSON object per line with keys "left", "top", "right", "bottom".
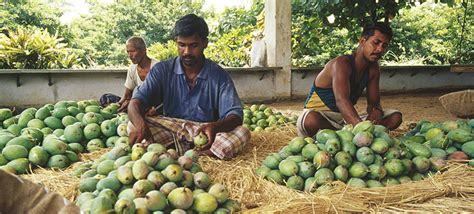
{"left": 75, "top": 142, "right": 241, "bottom": 213}
{"left": 0, "top": 100, "right": 128, "bottom": 174}
{"left": 242, "top": 104, "right": 297, "bottom": 132}
{"left": 255, "top": 120, "right": 474, "bottom": 191}
{"left": 402, "top": 119, "right": 474, "bottom": 161}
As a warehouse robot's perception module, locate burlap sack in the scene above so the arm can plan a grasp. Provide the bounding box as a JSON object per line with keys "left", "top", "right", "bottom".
{"left": 439, "top": 89, "right": 474, "bottom": 118}
{"left": 0, "top": 170, "right": 80, "bottom": 214}
{"left": 250, "top": 39, "right": 267, "bottom": 67}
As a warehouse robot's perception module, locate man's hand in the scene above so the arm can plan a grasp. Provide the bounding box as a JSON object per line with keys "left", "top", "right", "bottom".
{"left": 194, "top": 122, "right": 218, "bottom": 151}
{"left": 145, "top": 106, "right": 156, "bottom": 117}
{"left": 129, "top": 124, "right": 154, "bottom": 147}
{"left": 118, "top": 99, "right": 130, "bottom": 112}
{"left": 366, "top": 107, "right": 383, "bottom": 124}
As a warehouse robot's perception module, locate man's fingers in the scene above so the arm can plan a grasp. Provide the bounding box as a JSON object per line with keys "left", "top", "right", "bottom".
{"left": 118, "top": 105, "right": 127, "bottom": 112}
{"left": 142, "top": 127, "right": 155, "bottom": 145}
{"left": 146, "top": 135, "right": 155, "bottom": 145}
{"left": 129, "top": 131, "right": 138, "bottom": 145}
{"left": 142, "top": 140, "right": 151, "bottom": 148}
{"left": 195, "top": 141, "right": 212, "bottom": 151}
{"left": 145, "top": 108, "right": 154, "bottom": 116}
{"left": 198, "top": 131, "right": 214, "bottom": 151}
{"left": 118, "top": 100, "right": 130, "bottom": 112}
{"left": 195, "top": 126, "right": 203, "bottom": 137}
{"left": 129, "top": 130, "right": 145, "bottom": 145}
{"left": 207, "top": 132, "right": 215, "bottom": 145}
{"left": 202, "top": 143, "right": 212, "bottom": 151}
{"left": 136, "top": 135, "right": 145, "bottom": 145}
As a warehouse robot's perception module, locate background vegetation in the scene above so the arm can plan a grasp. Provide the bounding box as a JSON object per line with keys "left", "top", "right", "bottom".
{"left": 0, "top": 0, "right": 472, "bottom": 69}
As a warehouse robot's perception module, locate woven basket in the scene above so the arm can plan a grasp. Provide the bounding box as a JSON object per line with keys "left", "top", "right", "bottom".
{"left": 439, "top": 89, "right": 474, "bottom": 118}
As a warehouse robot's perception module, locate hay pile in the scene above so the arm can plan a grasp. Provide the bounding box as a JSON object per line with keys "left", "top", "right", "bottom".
{"left": 21, "top": 124, "right": 474, "bottom": 212}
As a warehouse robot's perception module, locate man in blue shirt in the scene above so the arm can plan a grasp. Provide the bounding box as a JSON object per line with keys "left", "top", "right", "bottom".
{"left": 128, "top": 14, "right": 250, "bottom": 159}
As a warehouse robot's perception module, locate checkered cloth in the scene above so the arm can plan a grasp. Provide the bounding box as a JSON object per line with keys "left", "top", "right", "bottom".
{"left": 129, "top": 116, "right": 251, "bottom": 160}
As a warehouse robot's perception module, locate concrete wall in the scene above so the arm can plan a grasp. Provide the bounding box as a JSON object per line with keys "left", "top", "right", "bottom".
{"left": 229, "top": 70, "right": 277, "bottom": 102}
{"left": 291, "top": 66, "right": 474, "bottom": 97}
{"left": 0, "top": 70, "right": 125, "bottom": 107}
{"left": 0, "top": 66, "right": 473, "bottom": 107}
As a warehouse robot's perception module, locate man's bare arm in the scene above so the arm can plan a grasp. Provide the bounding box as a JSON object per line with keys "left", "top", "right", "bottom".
{"left": 332, "top": 59, "right": 362, "bottom": 125}
{"left": 128, "top": 99, "right": 154, "bottom": 145}
{"left": 118, "top": 88, "right": 133, "bottom": 112}
{"left": 365, "top": 63, "right": 383, "bottom": 123}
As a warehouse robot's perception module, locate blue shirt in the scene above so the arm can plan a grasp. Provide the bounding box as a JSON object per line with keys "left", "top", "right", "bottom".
{"left": 133, "top": 57, "right": 243, "bottom": 122}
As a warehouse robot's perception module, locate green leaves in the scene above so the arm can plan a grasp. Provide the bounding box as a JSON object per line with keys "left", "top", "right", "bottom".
{"left": 0, "top": 1, "right": 70, "bottom": 42}
{"left": 387, "top": 3, "right": 473, "bottom": 65}
{"left": 148, "top": 40, "right": 178, "bottom": 62}
{"left": 0, "top": 27, "right": 80, "bottom": 69}
{"left": 291, "top": 1, "right": 472, "bottom": 66}
{"left": 205, "top": 26, "right": 254, "bottom": 67}
{"left": 68, "top": 0, "right": 207, "bottom": 66}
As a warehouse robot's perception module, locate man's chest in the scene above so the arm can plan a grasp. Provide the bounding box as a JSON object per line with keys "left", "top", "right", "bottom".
{"left": 136, "top": 67, "right": 150, "bottom": 81}
{"left": 164, "top": 79, "right": 217, "bottom": 121}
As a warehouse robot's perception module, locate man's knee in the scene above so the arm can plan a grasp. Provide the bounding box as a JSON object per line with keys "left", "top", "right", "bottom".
{"left": 300, "top": 111, "right": 326, "bottom": 137}
{"left": 210, "top": 126, "right": 250, "bottom": 160}
{"left": 237, "top": 126, "right": 251, "bottom": 144}
{"left": 230, "top": 125, "right": 251, "bottom": 152}
{"left": 297, "top": 110, "right": 313, "bottom": 137}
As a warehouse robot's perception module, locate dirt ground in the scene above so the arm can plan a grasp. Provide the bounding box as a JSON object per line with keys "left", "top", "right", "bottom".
{"left": 264, "top": 92, "right": 458, "bottom": 128}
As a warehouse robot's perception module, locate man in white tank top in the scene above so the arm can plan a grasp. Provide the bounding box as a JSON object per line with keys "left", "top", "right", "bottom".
{"left": 117, "top": 36, "right": 158, "bottom": 114}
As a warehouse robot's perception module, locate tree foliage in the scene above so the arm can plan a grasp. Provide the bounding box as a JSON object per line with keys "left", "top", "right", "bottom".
{"left": 387, "top": 3, "right": 473, "bottom": 64}
{"left": 205, "top": 0, "right": 470, "bottom": 67}
{"left": 209, "top": 0, "right": 264, "bottom": 39}
{"left": 206, "top": 26, "right": 254, "bottom": 67}
{"left": 0, "top": 27, "right": 80, "bottom": 69}
{"left": 148, "top": 40, "right": 178, "bottom": 62}
{"left": 291, "top": 0, "right": 472, "bottom": 66}
{"left": 0, "top": 0, "right": 72, "bottom": 43}
{"left": 294, "top": 0, "right": 460, "bottom": 33}
{"left": 204, "top": 0, "right": 264, "bottom": 67}
{"left": 292, "top": 16, "right": 356, "bottom": 67}
{"left": 69, "top": 0, "right": 206, "bottom": 66}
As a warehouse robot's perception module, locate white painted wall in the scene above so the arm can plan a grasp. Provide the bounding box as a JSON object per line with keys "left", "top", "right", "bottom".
{"left": 291, "top": 66, "right": 474, "bottom": 97}
{"left": 0, "top": 71, "right": 124, "bottom": 107}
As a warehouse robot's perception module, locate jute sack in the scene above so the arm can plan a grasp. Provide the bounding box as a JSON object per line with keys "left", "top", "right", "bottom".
{"left": 439, "top": 89, "right": 474, "bottom": 118}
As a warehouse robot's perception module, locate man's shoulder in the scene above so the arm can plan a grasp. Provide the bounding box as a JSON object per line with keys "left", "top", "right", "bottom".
{"left": 331, "top": 55, "right": 351, "bottom": 65}
{"left": 150, "top": 58, "right": 159, "bottom": 66}
{"left": 323, "top": 55, "right": 352, "bottom": 72}
{"left": 128, "top": 63, "right": 138, "bottom": 72}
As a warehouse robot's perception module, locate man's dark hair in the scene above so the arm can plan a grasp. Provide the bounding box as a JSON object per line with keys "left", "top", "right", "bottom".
{"left": 126, "top": 36, "right": 147, "bottom": 50}
{"left": 174, "top": 14, "right": 209, "bottom": 41}
{"left": 361, "top": 22, "right": 393, "bottom": 40}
